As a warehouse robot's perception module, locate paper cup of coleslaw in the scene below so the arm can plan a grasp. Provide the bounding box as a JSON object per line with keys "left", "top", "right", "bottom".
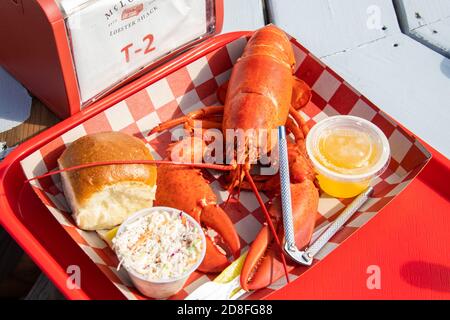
{"left": 113, "top": 207, "right": 206, "bottom": 299}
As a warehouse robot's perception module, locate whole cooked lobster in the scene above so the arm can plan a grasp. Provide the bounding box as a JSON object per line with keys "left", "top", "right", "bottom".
{"left": 150, "top": 25, "right": 319, "bottom": 290}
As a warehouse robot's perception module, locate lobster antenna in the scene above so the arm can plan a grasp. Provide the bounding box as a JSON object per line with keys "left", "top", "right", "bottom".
{"left": 243, "top": 167, "right": 290, "bottom": 284}
{"left": 224, "top": 164, "right": 243, "bottom": 209}
{"left": 224, "top": 185, "right": 235, "bottom": 208}
{"left": 25, "top": 160, "right": 236, "bottom": 183}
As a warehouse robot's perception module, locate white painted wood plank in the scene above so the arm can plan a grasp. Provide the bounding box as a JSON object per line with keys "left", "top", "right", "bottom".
{"left": 268, "top": 0, "right": 450, "bottom": 158}
{"left": 394, "top": 0, "right": 450, "bottom": 57}
{"left": 222, "top": 0, "right": 265, "bottom": 33}
{"left": 394, "top": 0, "right": 450, "bottom": 29}
{"left": 323, "top": 34, "right": 450, "bottom": 158}
{"left": 411, "top": 19, "right": 450, "bottom": 57}
{"left": 267, "top": 0, "right": 400, "bottom": 57}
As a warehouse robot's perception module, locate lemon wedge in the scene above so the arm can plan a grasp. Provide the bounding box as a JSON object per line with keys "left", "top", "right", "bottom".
{"left": 97, "top": 227, "right": 119, "bottom": 247}
{"left": 214, "top": 252, "right": 247, "bottom": 284}
{"left": 213, "top": 252, "right": 248, "bottom": 298}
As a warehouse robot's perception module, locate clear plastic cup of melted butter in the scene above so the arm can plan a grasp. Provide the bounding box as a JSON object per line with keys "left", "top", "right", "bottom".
{"left": 306, "top": 116, "right": 390, "bottom": 198}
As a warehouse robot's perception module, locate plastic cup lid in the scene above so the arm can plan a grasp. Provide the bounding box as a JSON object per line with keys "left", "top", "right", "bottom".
{"left": 306, "top": 115, "right": 391, "bottom": 182}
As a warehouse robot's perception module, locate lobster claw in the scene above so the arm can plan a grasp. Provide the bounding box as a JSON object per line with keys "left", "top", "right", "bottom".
{"left": 240, "top": 223, "right": 274, "bottom": 291}
{"left": 240, "top": 180, "right": 319, "bottom": 291}
{"left": 197, "top": 204, "right": 241, "bottom": 273}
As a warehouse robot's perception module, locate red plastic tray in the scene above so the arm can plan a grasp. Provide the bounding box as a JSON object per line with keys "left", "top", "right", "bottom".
{"left": 0, "top": 32, "right": 247, "bottom": 300}
{"left": 0, "top": 30, "right": 441, "bottom": 299}
{"left": 270, "top": 146, "right": 450, "bottom": 299}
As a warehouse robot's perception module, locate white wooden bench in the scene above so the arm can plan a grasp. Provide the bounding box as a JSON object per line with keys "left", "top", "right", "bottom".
{"left": 267, "top": 0, "right": 450, "bottom": 158}
{"left": 394, "top": 0, "right": 450, "bottom": 58}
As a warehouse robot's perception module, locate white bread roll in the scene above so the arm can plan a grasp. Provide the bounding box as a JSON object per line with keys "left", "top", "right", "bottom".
{"left": 58, "top": 132, "right": 157, "bottom": 230}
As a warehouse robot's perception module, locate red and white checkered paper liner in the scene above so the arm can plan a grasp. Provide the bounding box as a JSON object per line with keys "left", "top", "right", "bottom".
{"left": 20, "top": 33, "right": 431, "bottom": 300}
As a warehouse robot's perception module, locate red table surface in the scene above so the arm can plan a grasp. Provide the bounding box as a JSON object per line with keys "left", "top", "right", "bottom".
{"left": 269, "top": 146, "right": 450, "bottom": 300}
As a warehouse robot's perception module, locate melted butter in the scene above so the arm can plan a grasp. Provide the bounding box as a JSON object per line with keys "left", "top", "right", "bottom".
{"left": 316, "top": 128, "right": 379, "bottom": 175}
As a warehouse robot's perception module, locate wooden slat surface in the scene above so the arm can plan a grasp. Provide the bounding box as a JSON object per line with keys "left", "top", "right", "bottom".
{"left": 267, "top": 0, "right": 401, "bottom": 57}
{"left": 222, "top": 0, "right": 266, "bottom": 33}
{"left": 0, "top": 98, "right": 59, "bottom": 147}
{"left": 268, "top": 0, "right": 450, "bottom": 158}
{"left": 394, "top": 0, "right": 450, "bottom": 58}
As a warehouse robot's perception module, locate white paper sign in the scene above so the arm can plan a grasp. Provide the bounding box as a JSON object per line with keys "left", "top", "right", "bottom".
{"left": 62, "top": 0, "right": 210, "bottom": 106}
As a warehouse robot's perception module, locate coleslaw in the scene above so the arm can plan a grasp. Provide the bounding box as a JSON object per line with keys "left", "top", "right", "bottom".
{"left": 113, "top": 209, "right": 204, "bottom": 281}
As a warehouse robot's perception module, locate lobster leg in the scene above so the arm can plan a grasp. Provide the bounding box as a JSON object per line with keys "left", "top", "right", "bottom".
{"left": 286, "top": 117, "right": 305, "bottom": 141}
{"left": 291, "top": 77, "right": 312, "bottom": 110}
{"left": 149, "top": 106, "right": 224, "bottom": 135}
{"left": 184, "top": 119, "right": 223, "bottom": 132}
{"left": 217, "top": 81, "right": 229, "bottom": 105}
{"left": 289, "top": 107, "right": 310, "bottom": 138}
